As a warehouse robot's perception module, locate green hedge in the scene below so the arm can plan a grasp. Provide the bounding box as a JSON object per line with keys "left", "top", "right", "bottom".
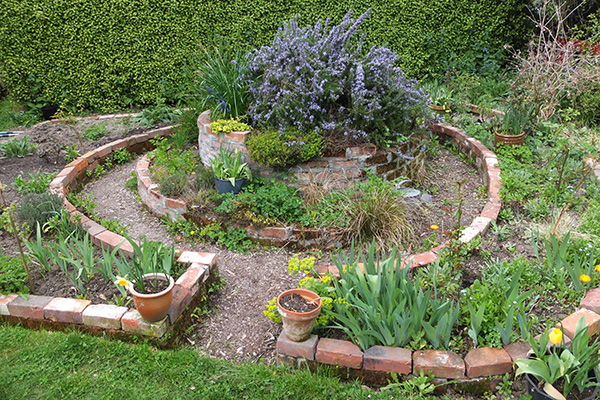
{"left": 0, "top": 0, "right": 531, "bottom": 112}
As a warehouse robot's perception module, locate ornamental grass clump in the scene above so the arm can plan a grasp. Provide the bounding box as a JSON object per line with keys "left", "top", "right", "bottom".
{"left": 246, "top": 10, "right": 427, "bottom": 150}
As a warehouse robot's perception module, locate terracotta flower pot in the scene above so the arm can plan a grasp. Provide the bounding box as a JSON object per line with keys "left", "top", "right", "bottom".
{"left": 277, "top": 288, "right": 322, "bottom": 342}
{"left": 494, "top": 130, "right": 526, "bottom": 147}
{"left": 129, "top": 273, "right": 174, "bottom": 322}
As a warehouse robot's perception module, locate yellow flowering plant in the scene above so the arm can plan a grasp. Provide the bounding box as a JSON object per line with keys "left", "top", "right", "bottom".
{"left": 515, "top": 318, "right": 600, "bottom": 399}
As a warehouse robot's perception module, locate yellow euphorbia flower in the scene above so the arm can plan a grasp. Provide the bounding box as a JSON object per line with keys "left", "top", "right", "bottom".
{"left": 596, "top": 264, "right": 600, "bottom": 273}
{"left": 430, "top": 225, "right": 439, "bottom": 230}
{"left": 580, "top": 274, "right": 591, "bottom": 283}
{"left": 549, "top": 328, "right": 563, "bottom": 345}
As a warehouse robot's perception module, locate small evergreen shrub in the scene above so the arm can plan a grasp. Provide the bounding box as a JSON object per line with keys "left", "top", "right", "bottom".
{"left": 246, "top": 10, "right": 428, "bottom": 149}
{"left": 576, "top": 82, "right": 600, "bottom": 122}
{"left": 246, "top": 128, "right": 325, "bottom": 168}
{"left": 157, "top": 171, "right": 189, "bottom": 198}
{"left": 17, "top": 192, "right": 63, "bottom": 229}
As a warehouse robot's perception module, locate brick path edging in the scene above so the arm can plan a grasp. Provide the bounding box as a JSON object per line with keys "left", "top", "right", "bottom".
{"left": 277, "top": 288, "right": 600, "bottom": 387}
{"left": 0, "top": 124, "right": 218, "bottom": 340}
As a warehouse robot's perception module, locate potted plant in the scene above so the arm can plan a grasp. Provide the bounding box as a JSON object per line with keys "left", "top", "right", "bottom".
{"left": 114, "top": 237, "right": 176, "bottom": 322}
{"left": 494, "top": 103, "right": 536, "bottom": 146}
{"left": 277, "top": 288, "right": 322, "bottom": 342}
{"left": 210, "top": 145, "right": 252, "bottom": 195}
{"left": 515, "top": 318, "right": 600, "bottom": 400}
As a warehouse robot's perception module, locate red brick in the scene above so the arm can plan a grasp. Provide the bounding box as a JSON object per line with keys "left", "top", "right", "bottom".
{"left": 559, "top": 308, "right": 600, "bottom": 339}
{"left": 55, "top": 166, "right": 77, "bottom": 185}
{"left": 464, "top": 347, "right": 512, "bottom": 378}
{"left": 44, "top": 297, "right": 91, "bottom": 324}
{"left": 0, "top": 294, "right": 18, "bottom": 315}
{"left": 167, "top": 285, "right": 191, "bottom": 324}
{"left": 413, "top": 350, "right": 465, "bottom": 379}
{"left": 121, "top": 310, "right": 170, "bottom": 337}
{"left": 316, "top": 338, "right": 363, "bottom": 369}
{"left": 480, "top": 202, "right": 501, "bottom": 220}
{"left": 304, "top": 160, "right": 329, "bottom": 168}
{"left": 292, "top": 227, "right": 321, "bottom": 240}
{"left": 260, "top": 227, "right": 289, "bottom": 239}
{"left": 277, "top": 331, "right": 319, "bottom": 360}
{"left": 365, "top": 152, "right": 388, "bottom": 166}
{"left": 94, "top": 230, "right": 127, "bottom": 251}
{"left": 431, "top": 242, "right": 449, "bottom": 254}
{"left": 224, "top": 131, "right": 249, "bottom": 142}
{"left": 245, "top": 225, "right": 258, "bottom": 236}
{"left": 94, "top": 143, "right": 113, "bottom": 159}
{"left": 503, "top": 341, "right": 532, "bottom": 364}
{"left": 150, "top": 188, "right": 162, "bottom": 202}
{"left": 345, "top": 169, "right": 366, "bottom": 179}
{"left": 82, "top": 220, "right": 107, "bottom": 238}
{"left": 137, "top": 158, "right": 150, "bottom": 170}
{"left": 363, "top": 346, "right": 412, "bottom": 374}
{"left": 331, "top": 160, "right": 360, "bottom": 169}
{"left": 82, "top": 304, "right": 128, "bottom": 329}
{"left": 140, "top": 177, "right": 151, "bottom": 190}
{"left": 111, "top": 138, "right": 128, "bottom": 151}
{"left": 69, "top": 210, "right": 90, "bottom": 225}
{"left": 404, "top": 251, "right": 437, "bottom": 269}
{"left": 175, "top": 264, "right": 208, "bottom": 296}
{"left": 7, "top": 295, "right": 53, "bottom": 319}
{"left": 81, "top": 150, "right": 98, "bottom": 164}
{"left": 66, "top": 158, "right": 89, "bottom": 172}
{"left": 165, "top": 197, "right": 186, "bottom": 210}
{"left": 176, "top": 252, "right": 217, "bottom": 267}
{"left": 313, "top": 264, "right": 331, "bottom": 276}
{"left": 580, "top": 288, "right": 600, "bottom": 315}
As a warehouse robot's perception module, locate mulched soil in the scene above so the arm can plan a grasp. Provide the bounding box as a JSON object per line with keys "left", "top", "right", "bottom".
{"left": 280, "top": 293, "right": 319, "bottom": 313}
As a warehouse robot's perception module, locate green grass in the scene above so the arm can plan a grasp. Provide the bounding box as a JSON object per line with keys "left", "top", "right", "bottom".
{"left": 0, "top": 325, "right": 423, "bottom": 400}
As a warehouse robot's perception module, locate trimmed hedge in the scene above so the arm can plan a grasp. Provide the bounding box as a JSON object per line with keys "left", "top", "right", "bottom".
{"left": 0, "top": 0, "right": 531, "bottom": 111}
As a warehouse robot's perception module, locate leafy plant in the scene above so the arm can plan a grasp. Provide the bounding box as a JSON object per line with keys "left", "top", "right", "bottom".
{"left": 99, "top": 218, "right": 129, "bottom": 237}
{"left": 0, "top": 253, "right": 30, "bottom": 294}
{"left": 516, "top": 318, "right": 600, "bottom": 399}
{"left": 62, "top": 143, "right": 80, "bottom": 163}
{"left": 210, "top": 146, "right": 252, "bottom": 185}
{"left": 245, "top": 127, "right": 325, "bottom": 168}
{"left": 0, "top": 136, "right": 38, "bottom": 158}
{"left": 67, "top": 192, "right": 97, "bottom": 216}
{"left": 16, "top": 192, "right": 63, "bottom": 230}
{"left": 83, "top": 123, "right": 108, "bottom": 141}
{"left": 13, "top": 170, "right": 57, "bottom": 195}
{"left": 113, "top": 237, "right": 175, "bottom": 294}
{"left": 327, "top": 243, "right": 459, "bottom": 350}
{"left": 112, "top": 147, "right": 131, "bottom": 165}
{"left": 187, "top": 40, "right": 250, "bottom": 120}
{"left": 134, "top": 97, "right": 180, "bottom": 128}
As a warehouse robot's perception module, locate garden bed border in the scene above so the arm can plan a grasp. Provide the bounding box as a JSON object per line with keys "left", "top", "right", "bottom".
{"left": 0, "top": 121, "right": 218, "bottom": 343}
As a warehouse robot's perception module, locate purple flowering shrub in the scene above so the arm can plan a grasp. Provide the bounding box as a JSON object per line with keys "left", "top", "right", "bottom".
{"left": 246, "top": 10, "right": 427, "bottom": 149}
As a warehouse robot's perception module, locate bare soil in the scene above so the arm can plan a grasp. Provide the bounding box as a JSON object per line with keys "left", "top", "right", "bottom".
{"left": 2, "top": 117, "right": 493, "bottom": 365}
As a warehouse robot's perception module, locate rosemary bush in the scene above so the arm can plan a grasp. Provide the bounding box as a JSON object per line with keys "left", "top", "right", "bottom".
{"left": 246, "top": 10, "right": 427, "bottom": 149}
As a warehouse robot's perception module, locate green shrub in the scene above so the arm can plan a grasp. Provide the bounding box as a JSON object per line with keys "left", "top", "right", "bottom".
{"left": 246, "top": 128, "right": 324, "bottom": 168}
{"left": 0, "top": 254, "right": 29, "bottom": 294}
{"left": 16, "top": 192, "right": 63, "bottom": 229}
{"left": 0, "top": 1, "right": 529, "bottom": 111}
{"left": 134, "top": 98, "right": 180, "bottom": 128}
{"left": 13, "top": 170, "right": 57, "bottom": 194}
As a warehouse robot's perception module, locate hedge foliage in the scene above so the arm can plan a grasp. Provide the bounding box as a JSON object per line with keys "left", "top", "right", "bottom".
{"left": 0, "top": 0, "right": 531, "bottom": 111}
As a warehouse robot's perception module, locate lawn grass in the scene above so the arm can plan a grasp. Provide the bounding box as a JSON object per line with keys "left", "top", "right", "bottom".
{"left": 0, "top": 98, "right": 26, "bottom": 131}
{"left": 0, "top": 324, "right": 417, "bottom": 400}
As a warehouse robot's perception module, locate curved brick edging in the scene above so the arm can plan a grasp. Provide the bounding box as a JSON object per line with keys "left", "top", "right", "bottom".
{"left": 141, "top": 111, "right": 503, "bottom": 252}
{"left": 0, "top": 123, "right": 218, "bottom": 341}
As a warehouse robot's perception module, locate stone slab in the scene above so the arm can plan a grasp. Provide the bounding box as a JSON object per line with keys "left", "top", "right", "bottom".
{"left": 7, "top": 295, "right": 53, "bottom": 319}
{"left": 0, "top": 294, "right": 18, "bottom": 316}
{"left": 176, "top": 252, "right": 216, "bottom": 267}
{"left": 121, "top": 310, "right": 170, "bottom": 337}
{"left": 413, "top": 350, "right": 465, "bottom": 379}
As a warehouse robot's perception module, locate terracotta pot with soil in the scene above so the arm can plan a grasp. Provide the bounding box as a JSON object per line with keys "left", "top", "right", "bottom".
{"left": 277, "top": 288, "right": 322, "bottom": 342}
{"left": 129, "top": 273, "right": 175, "bottom": 322}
